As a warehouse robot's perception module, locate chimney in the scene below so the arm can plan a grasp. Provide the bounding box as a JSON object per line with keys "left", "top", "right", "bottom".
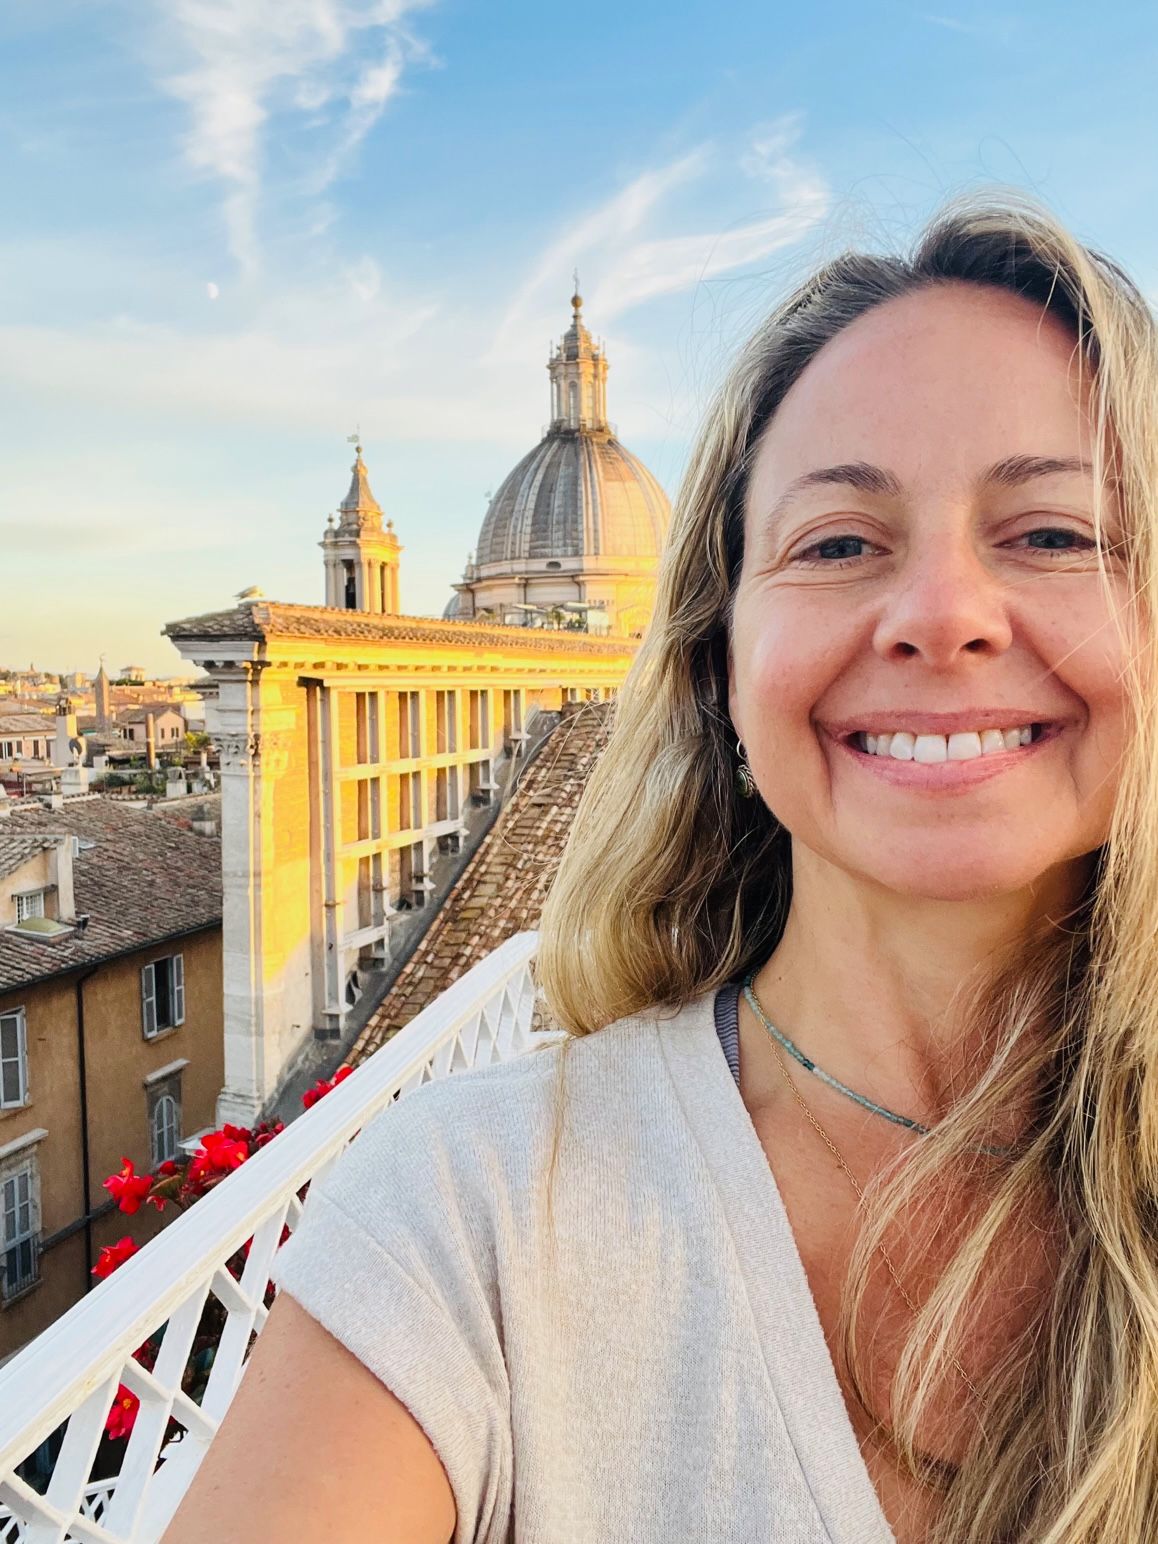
{"left": 50, "top": 835, "right": 76, "bottom": 921}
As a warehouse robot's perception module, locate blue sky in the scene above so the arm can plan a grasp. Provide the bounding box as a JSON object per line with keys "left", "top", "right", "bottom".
{"left": 2, "top": 0, "right": 1157, "bottom": 676}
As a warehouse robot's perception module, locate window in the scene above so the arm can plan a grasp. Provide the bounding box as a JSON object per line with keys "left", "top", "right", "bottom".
{"left": 141, "top": 954, "right": 185, "bottom": 1037}
{"left": 435, "top": 691, "right": 457, "bottom": 754}
{"left": 2, "top": 1161, "right": 38, "bottom": 1302}
{"left": 397, "top": 691, "right": 421, "bottom": 758}
{"left": 0, "top": 1010, "right": 28, "bottom": 1109}
{"left": 502, "top": 689, "right": 523, "bottom": 745}
{"left": 15, "top": 892, "right": 44, "bottom": 925}
{"left": 150, "top": 1091, "right": 181, "bottom": 1167}
{"left": 468, "top": 689, "right": 489, "bottom": 750}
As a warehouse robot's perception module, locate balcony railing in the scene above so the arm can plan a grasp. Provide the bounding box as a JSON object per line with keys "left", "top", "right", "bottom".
{"left": 0, "top": 931, "right": 545, "bottom": 1543}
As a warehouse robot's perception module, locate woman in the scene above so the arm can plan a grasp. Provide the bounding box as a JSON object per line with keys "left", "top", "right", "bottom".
{"left": 164, "top": 196, "right": 1158, "bottom": 1543}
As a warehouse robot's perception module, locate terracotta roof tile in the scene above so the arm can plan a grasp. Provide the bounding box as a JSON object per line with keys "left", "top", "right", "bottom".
{"left": 350, "top": 701, "right": 611, "bottom": 1062}
{"left": 0, "top": 800, "right": 222, "bottom": 992}
{"left": 0, "top": 834, "right": 61, "bottom": 881}
{"left": 0, "top": 714, "right": 54, "bottom": 734}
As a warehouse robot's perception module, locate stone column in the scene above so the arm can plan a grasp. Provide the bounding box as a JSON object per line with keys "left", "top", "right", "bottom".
{"left": 207, "top": 661, "right": 298, "bottom": 1125}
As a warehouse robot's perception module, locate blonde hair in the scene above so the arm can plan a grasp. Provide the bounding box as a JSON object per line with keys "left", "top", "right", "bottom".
{"left": 536, "top": 193, "right": 1158, "bottom": 1541}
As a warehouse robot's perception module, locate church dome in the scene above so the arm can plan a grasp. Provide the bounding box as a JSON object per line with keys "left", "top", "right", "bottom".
{"left": 475, "top": 431, "right": 669, "bottom": 566}
{"left": 447, "top": 292, "right": 670, "bottom": 636}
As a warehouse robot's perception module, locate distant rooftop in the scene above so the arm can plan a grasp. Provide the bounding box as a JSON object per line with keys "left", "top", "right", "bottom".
{"left": 0, "top": 799, "right": 222, "bottom": 992}
{"left": 0, "top": 833, "right": 62, "bottom": 882}
{"left": 0, "top": 713, "right": 53, "bottom": 734}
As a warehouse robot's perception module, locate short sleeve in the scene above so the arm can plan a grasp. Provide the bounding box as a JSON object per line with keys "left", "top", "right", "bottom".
{"left": 269, "top": 1085, "right": 513, "bottom": 1543}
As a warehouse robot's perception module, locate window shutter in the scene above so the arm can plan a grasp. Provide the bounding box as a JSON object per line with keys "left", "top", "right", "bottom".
{"left": 0, "top": 1013, "right": 25, "bottom": 1108}
{"left": 18, "top": 1012, "right": 27, "bottom": 1103}
{"left": 141, "top": 963, "right": 157, "bottom": 1037}
{"left": 173, "top": 954, "right": 185, "bottom": 1026}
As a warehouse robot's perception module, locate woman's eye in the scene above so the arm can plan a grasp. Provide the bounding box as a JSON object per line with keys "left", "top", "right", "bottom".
{"left": 1014, "top": 527, "right": 1099, "bottom": 556}
{"left": 792, "top": 534, "right": 875, "bottom": 566}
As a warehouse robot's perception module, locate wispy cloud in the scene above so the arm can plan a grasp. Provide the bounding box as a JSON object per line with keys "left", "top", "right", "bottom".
{"left": 490, "top": 149, "right": 709, "bottom": 357}
{"left": 0, "top": 114, "right": 830, "bottom": 457}
{"left": 913, "top": 10, "right": 1018, "bottom": 42}
{"left": 595, "top": 119, "right": 828, "bottom": 317}
{"left": 491, "top": 116, "right": 829, "bottom": 367}
{"left": 157, "top": 0, "right": 436, "bottom": 275}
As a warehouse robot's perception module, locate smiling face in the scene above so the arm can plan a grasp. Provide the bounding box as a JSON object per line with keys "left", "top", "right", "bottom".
{"left": 728, "top": 282, "right": 1130, "bottom": 903}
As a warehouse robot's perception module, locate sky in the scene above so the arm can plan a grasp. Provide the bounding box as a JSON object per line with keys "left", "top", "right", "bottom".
{"left": 2, "top": 0, "right": 1157, "bottom": 677}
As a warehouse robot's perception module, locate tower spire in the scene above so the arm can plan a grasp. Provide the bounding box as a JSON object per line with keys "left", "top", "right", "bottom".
{"left": 321, "top": 442, "right": 402, "bottom": 613}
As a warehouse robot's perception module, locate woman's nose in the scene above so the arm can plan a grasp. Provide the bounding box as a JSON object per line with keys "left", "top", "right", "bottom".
{"left": 871, "top": 539, "right": 1014, "bottom": 667}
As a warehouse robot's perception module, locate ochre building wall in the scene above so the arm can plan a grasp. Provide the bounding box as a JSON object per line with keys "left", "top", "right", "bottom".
{"left": 0, "top": 926, "right": 223, "bottom": 1358}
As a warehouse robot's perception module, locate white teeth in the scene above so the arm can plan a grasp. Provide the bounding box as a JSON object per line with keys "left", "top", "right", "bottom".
{"left": 859, "top": 724, "right": 1042, "bottom": 762}
{"left": 913, "top": 734, "right": 948, "bottom": 763}
{"left": 947, "top": 731, "right": 983, "bottom": 761}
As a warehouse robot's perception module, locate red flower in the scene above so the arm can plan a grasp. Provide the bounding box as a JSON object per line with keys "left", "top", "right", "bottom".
{"left": 187, "top": 1129, "right": 249, "bottom": 1186}
{"left": 157, "top": 1159, "right": 180, "bottom": 1177}
{"left": 221, "top": 1122, "right": 253, "bottom": 1143}
{"left": 104, "top": 1158, "right": 154, "bottom": 1215}
{"left": 302, "top": 1065, "right": 353, "bottom": 1109}
{"left": 92, "top": 1236, "right": 139, "bottom": 1279}
{"left": 105, "top": 1384, "right": 139, "bottom": 1440}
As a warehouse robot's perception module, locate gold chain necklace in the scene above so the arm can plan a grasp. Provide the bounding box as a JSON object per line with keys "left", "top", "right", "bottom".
{"left": 747, "top": 983, "right": 983, "bottom": 1404}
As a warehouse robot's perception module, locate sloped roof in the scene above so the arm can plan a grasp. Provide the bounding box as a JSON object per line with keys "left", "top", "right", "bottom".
{"left": 0, "top": 834, "right": 62, "bottom": 882}
{"left": 350, "top": 701, "right": 611, "bottom": 1062}
{"left": 0, "top": 714, "right": 54, "bottom": 735}
{"left": 120, "top": 703, "right": 188, "bottom": 723}
{"left": 0, "top": 800, "right": 222, "bottom": 992}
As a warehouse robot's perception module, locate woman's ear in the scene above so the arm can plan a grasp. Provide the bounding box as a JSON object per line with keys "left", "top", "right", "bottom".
{"left": 726, "top": 637, "right": 742, "bottom": 746}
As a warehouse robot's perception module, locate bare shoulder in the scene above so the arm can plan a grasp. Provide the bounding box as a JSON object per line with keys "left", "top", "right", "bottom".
{"left": 161, "top": 1290, "right": 455, "bottom": 1543}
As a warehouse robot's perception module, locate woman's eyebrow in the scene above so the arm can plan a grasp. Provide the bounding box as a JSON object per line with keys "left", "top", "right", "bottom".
{"left": 982, "top": 454, "right": 1089, "bottom": 487}
{"left": 766, "top": 461, "right": 903, "bottom": 521}
{"left": 765, "top": 454, "right": 1090, "bottom": 522}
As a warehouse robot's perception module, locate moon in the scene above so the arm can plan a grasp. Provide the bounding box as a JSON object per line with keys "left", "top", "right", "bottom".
{"left": 206, "top": 282, "right": 220, "bottom": 300}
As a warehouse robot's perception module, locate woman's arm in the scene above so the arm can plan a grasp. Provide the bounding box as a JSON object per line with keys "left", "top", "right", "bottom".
{"left": 161, "top": 1290, "right": 457, "bottom": 1543}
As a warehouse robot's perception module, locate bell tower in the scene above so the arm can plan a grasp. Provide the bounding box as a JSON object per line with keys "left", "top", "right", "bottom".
{"left": 321, "top": 443, "right": 402, "bottom": 612}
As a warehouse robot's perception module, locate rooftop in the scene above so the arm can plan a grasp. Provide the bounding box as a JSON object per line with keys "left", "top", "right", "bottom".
{"left": 0, "top": 833, "right": 62, "bottom": 882}
{"left": 0, "top": 713, "right": 53, "bottom": 734}
{"left": 0, "top": 799, "right": 222, "bottom": 992}
{"left": 163, "top": 601, "right": 638, "bottom": 654}
{"left": 119, "top": 702, "right": 188, "bottom": 723}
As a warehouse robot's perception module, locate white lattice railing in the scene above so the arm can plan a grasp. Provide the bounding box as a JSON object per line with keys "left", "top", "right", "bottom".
{"left": 0, "top": 932, "right": 544, "bottom": 1543}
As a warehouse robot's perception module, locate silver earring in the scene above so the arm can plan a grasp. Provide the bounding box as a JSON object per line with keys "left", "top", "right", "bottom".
{"left": 735, "top": 738, "right": 756, "bottom": 800}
